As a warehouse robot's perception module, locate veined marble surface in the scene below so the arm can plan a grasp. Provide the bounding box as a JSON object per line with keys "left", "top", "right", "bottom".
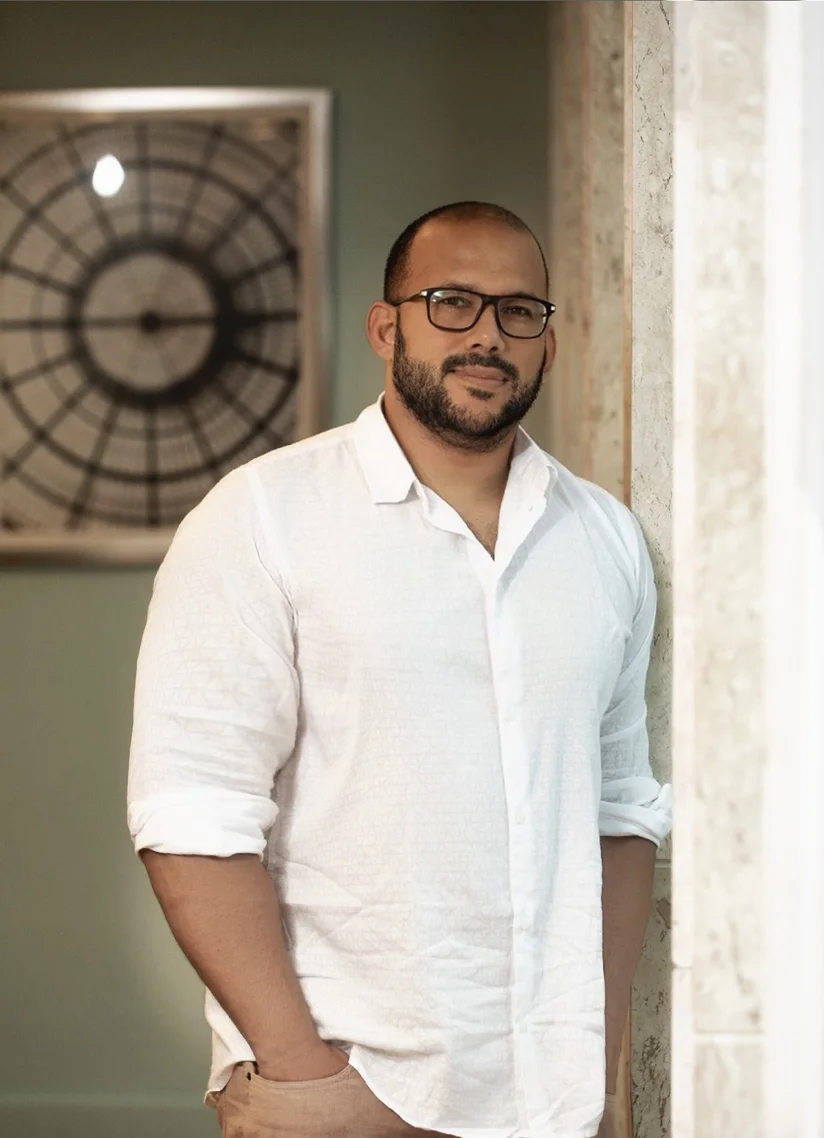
{"left": 628, "top": 5, "right": 674, "bottom": 1137}
{"left": 632, "top": 864, "right": 672, "bottom": 1138}
{"left": 671, "top": 1, "right": 768, "bottom": 1134}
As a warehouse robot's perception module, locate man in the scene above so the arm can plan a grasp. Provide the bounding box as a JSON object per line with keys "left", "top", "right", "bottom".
{"left": 127, "top": 201, "right": 672, "bottom": 1138}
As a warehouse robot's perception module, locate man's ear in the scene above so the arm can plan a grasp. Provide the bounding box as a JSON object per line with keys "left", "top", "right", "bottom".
{"left": 544, "top": 324, "right": 557, "bottom": 371}
{"left": 366, "top": 301, "right": 398, "bottom": 362}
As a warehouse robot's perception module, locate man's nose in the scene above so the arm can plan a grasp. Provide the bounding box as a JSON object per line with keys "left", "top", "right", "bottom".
{"left": 464, "top": 301, "right": 506, "bottom": 354}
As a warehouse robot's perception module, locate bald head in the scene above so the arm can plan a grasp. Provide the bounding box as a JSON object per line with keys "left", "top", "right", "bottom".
{"left": 383, "top": 201, "right": 549, "bottom": 302}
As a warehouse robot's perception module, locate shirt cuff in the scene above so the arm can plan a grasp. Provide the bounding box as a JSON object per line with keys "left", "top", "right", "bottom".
{"left": 127, "top": 789, "right": 278, "bottom": 858}
{"left": 599, "top": 778, "right": 672, "bottom": 846}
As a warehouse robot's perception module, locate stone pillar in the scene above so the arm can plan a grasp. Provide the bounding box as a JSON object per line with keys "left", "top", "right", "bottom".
{"left": 671, "top": 3, "right": 824, "bottom": 1136}
{"left": 761, "top": 8, "right": 824, "bottom": 1133}
{"left": 624, "top": 4, "right": 674, "bottom": 1138}
{"left": 670, "top": 5, "right": 765, "bottom": 1135}
{"left": 546, "top": 0, "right": 626, "bottom": 496}
{"left": 546, "top": 4, "right": 674, "bottom": 1136}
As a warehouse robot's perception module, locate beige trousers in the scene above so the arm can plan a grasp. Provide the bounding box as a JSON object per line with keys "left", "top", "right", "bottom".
{"left": 207, "top": 1060, "right": 451, "bottom": 1137}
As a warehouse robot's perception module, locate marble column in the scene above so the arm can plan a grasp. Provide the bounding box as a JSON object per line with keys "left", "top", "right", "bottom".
{"left": 624, "top": 5, "right": 674, "bottom": 1138}
{"left": 671, "top": 3, "right": 824, "bottom": 1136}
{"left": 670, "top": 5, "right": 766, "bottom": 1135}
{"left": 546, "top": 0, "right": 625, "bottom": 496}
{"left": 546, "top": 4, "right": 674, "bottom": 1136}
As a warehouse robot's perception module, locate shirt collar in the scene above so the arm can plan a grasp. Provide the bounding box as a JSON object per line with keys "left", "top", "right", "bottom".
{"left": 353, "top": 392, "right": 557, "bottom": 505}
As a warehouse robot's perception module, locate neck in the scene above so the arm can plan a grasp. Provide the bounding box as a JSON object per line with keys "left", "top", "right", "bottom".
{"left": 382, "top": 383, "right": 517, "bottom": 507}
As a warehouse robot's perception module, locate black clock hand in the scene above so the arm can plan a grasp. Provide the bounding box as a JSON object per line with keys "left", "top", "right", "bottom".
{"left": 0, "top": 310, "right": 297, "bottom": 332}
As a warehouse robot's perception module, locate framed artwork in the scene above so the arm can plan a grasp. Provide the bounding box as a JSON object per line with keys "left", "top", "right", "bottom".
{"left": 0, "top": 87, "right": 331, "bottom": 564}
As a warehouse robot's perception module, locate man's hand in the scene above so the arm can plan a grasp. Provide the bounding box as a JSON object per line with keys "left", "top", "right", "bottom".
{"left": 596, "top": 1093, "right": 620, "bottom": 1138}
{"left": 255, "top": 1041, "right": 350, "bottom": 1083}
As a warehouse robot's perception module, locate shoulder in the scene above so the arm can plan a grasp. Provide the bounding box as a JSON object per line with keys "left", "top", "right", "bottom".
{"left": 579, "top": 476, "right": 646, "bottom": 559}
{"left": 241, "top": 422, "right": 357, "bottom": 492}
{"left": 177, "top": 422, "right": 357, "bottom": 528}
{"left": 544, "top": 457, "right": 652, "bottom": 597}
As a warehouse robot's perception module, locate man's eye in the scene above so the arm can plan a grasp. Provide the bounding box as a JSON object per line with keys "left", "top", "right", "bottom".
{"left": 434, "top": 294, "right": 471, "bottom": 308}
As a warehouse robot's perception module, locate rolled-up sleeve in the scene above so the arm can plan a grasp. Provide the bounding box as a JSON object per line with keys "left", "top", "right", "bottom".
{"left": 598, "top": 511, "right": 672, "bottom": 846}
{"left": 126, "top": 467, "right": 298, "bottom": 859}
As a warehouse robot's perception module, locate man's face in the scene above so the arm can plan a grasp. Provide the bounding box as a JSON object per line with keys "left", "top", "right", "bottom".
{"left": 390, "top": 218, "right": 552, "bottom": 451}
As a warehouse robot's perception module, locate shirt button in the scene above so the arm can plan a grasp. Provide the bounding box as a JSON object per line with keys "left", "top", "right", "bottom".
{"left": 517, "top": 919, "right": 530, "bottom": 933}
{"left": 513, "top": 811, "right": 526, "bottom": 826}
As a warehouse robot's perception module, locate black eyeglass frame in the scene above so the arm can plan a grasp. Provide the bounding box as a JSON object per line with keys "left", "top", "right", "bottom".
{"left": 390, "top": 287, "right": 557, "bottom": 340}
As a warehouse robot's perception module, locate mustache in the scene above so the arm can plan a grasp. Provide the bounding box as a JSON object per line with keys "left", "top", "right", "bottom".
{"left": 441, "top": 353, "right": 519, "bottom": 383}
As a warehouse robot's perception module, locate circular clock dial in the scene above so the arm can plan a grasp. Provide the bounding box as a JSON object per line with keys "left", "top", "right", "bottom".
{"left": 0, "top": 118, "right": 303, "bottom": 529}
{"left": 79, "top": 250, "right": 217, "bottom": 391}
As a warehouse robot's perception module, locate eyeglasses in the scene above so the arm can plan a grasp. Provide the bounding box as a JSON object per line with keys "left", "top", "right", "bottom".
{"left": 390, "top": 287, "right": 556, "bottom": 340}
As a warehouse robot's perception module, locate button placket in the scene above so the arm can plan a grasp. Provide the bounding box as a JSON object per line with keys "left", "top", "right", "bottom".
{"left": 485, "top": 577, "right": 539, "bottom": 1125}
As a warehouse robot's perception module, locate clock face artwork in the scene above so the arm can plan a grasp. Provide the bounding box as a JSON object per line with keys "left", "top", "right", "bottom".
{"left": 0, "top": 116, "right": 304, "bottom": 533}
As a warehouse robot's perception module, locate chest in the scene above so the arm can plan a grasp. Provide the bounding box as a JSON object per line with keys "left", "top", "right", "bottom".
{"left": 461, "top": 508, "right": 500, "bottom": 557}
{"left": 287, "top": 502, "right": 630, "bottom": 717}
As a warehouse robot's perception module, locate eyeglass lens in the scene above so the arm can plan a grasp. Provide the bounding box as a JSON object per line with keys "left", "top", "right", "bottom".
{"left": 427, "top": 289, "right": 547, "bottom": 337}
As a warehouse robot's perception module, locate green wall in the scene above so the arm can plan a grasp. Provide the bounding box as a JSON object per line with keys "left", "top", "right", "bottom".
{"left": 0, "top": 3, "right": 547, "bottom": 1135}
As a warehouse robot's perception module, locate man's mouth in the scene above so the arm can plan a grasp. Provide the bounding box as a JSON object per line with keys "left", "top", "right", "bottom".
{"left": 450, "top": 366, "right": 507, "bottom": 386}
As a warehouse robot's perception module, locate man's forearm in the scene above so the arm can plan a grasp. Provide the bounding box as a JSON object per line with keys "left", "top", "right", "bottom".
{"left": 600, "top": 836, "right": 657, "bottom": 1093}
{"left": 140, "top": 851, "right": 323, "bottom": 1068}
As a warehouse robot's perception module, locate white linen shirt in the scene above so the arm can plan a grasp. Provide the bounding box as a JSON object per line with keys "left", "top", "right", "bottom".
{"left": 127, "top": 393, "right": 672, "bottom": 1138}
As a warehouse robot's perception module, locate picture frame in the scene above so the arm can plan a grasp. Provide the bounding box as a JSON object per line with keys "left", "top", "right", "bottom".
{"left": 0, "top": 87, "right": 332, "bottom": 565}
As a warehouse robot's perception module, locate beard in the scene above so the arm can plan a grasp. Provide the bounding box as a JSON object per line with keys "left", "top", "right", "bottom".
{"left": 391, "top": 324, "right": 545, "bottom": 453}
